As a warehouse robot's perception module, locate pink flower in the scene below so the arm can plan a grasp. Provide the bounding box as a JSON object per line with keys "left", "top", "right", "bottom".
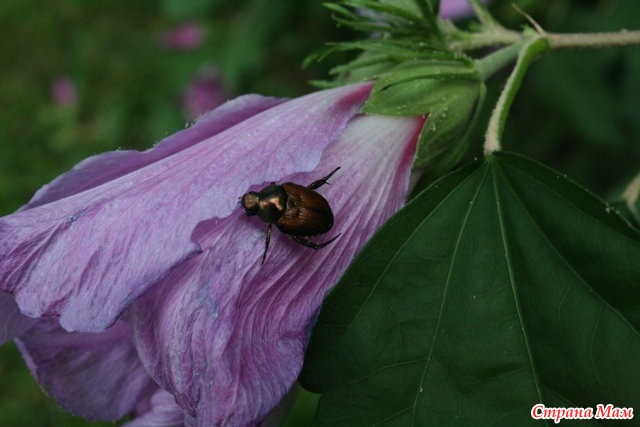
{"left": 51, "top": 76, "right": 78, "bottom": 107}
{"left": 182, "top": 67, "right": 228, "bottom": 121}
{"left": 0, "top": 83, "right": 421, "bottom": 425}
{"left": 158, "top": 22, "right": 205, "bottom": 51}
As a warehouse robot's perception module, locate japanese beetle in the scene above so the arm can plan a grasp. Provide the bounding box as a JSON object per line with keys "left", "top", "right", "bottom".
{"left": 241, "top": 167, "right": 341, "bottom": 264}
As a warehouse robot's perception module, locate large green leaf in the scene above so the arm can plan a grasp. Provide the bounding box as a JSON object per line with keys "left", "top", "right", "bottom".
{"left": 301, "top": 152, "right": 640, "bottom": 426}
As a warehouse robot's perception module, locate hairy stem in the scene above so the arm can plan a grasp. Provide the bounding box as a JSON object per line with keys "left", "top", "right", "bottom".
{"left": 484, "top": 37, "right": 549, "bottom": 155}
{"left": 451, "top": 28, "right": 640, "bottom": 52}
{"left": 546, "top": 30, "right": 640, "bottom": 49}
{"left": 475, "top": 40, "right": 527, "bottom": 81}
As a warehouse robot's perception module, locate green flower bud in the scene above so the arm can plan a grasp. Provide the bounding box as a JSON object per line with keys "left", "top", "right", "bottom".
{"left": 363, "top": 59, "right": 485, "bottom": 173}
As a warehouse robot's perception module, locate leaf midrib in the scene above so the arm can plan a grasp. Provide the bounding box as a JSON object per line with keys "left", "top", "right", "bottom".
{"left": 408, "top": 164, "right": 491, "bottom": 426}
{"left": 491, "top": 160, "right": 547, "bottom": 413}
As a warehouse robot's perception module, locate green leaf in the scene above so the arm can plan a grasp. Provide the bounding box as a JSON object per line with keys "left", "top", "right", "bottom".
{"left": 301, "top": 152, "right": 640, "bottom": 425}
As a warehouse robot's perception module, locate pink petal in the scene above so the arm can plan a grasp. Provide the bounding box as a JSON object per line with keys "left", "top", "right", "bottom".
{"left": 16, "top": 319, "right": 156, "bottom": 421}
{"left": 0, "top": 292, "right": 36, "bottom": 343}
{"left": 124, "top": 389, "right": 186, "bottom": 427}
{"left": 0, "top": 84, "right": 371, "bottom": 333}
{"left": 26, "top": 95, "right": 285, "bottom": 209}
{"left": 133, "top": 114, "right": 422, "bottom": 425}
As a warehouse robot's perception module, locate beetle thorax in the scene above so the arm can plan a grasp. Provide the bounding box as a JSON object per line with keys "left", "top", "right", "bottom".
{"left": 256, "top": 184, "right": 288, "bottom": 223}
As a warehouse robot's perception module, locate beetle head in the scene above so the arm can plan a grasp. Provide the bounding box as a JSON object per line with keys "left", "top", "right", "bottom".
{"left": 241, "top": 192, "right": 260, "bottom": 216}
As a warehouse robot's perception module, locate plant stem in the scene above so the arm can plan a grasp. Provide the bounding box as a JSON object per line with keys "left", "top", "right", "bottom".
{"left": 475, "top": 40, "right": 526, "bottom": 81}
{"left": 452, "top": 25, "right": 640, "bottom": 155}
{"left": 452, "top": 28, "right": 640, "bottom": 52}
{"left": 448, "top": 29, "right": 521, "bottom": 51}
{"left": 484, "top": 37, "right": 549, "bottom": 155}
{"left": 546, "top": 30, "right": 640, "bottom": 49}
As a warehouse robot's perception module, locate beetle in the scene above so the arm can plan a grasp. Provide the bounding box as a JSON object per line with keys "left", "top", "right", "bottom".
{"left": 241, "top": 167, "right": 341, "bottom": 264}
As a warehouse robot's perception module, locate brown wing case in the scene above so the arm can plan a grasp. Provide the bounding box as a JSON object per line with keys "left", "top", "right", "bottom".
{"left": 276, "top": 183, "right": 334, "bottom": 236}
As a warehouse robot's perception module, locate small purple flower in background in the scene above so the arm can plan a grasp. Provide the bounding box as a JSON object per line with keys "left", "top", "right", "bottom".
{"left": 440, "top": 0, "right": 488, "bottom": 20}
{"left": 51, "top": 76, "right": 78, "bottom": 107}
{"left": 158, "top": 22, "right": 205, "bottom": 51}
{"left": 182, "top": 67, "right": 228, "bottom": 121}
{"left": 0, "top": 83, "right": 422, "bottom": 425}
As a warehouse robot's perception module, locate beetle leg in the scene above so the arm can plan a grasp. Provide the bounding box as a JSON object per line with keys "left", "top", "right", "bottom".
{"left": 291, "top": 233, "right": 341, "bottom": 250}
{"left": 307, "top": 167, "right": 341, "bottom": 190}
{"left": 261, "top": 224, "right": 272, "bottom": 264}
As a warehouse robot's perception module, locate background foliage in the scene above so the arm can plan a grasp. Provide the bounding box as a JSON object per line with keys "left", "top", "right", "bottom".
{"left": 1, "top": 0, "right": 639, "bottom": 425}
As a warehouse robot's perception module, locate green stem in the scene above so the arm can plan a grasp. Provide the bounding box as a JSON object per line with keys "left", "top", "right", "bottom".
{"left": 475, "top": 40, "right": 527, "bottom": 81}
{"left": 448, "top": 29, "right": 521, "bottom": 51}
{"left": 451, "top": 28, "right": 640, "bottom": 52}
{"left": 455, "top": 25, "right": 640, "bottom": 155}
{"left": 546, "top": 30, "right": 640, "bottom": 49}
{"left": 484, "top": 37, "right": 549, "bottom": 155}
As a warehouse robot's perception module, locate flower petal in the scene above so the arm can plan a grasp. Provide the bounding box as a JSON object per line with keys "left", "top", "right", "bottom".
{"left": 124, "top": 389, "right": 186, "bottom": 427}
{"left": 25, "top": 95, "right": 285, "bottom": 209}
{"left": 0, "top": 84, "right": 372, "bottom": 333}
{"left": 133, "top": 114, "right": 422, "bottom": 425}
{"left": 0, "top": 292, "right": 36, "bottom": 344}
{"left": 16, "top": 319, "right": 157, "bottom": 421}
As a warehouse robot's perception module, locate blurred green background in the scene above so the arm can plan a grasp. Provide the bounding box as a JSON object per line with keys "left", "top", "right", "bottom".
{"left": 1, "top": 0, "right": 639, "bottom": 425}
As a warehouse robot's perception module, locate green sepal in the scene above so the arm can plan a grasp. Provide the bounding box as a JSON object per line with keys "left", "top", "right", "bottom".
{"left": 362, "top": 59, "right": 479, "bottom": 115}
{"left": 338, "top": 0, "right": 429, "bottom": 26}
{"left": 363, "top": 59, "right": 484, "bottom": 171}
{"left": 304, "top": 39, "right": 447, "bottom": 71}
{"left": 324, "top": 0, "right": 441, "bottom": 35}
{"left": 417, "top": 81, "right": 485, "bottom": 175}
